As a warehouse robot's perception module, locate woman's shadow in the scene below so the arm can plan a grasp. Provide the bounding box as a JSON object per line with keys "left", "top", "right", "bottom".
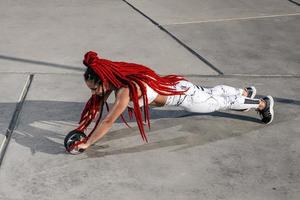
{"left": 3, "top": 99, "right": 263, "bottom": 157}
{"left": 4, "top": 96, "right": 299, "bottom": 158}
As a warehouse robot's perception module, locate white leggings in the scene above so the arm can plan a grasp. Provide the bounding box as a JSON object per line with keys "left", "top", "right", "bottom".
{"left": 165, "top": 81, "right": 260, "bottom": 113}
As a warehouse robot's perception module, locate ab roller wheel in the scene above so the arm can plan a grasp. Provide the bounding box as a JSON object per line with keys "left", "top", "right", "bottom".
{"left": 64, "top": 130, "right": 87, "bottom": 155}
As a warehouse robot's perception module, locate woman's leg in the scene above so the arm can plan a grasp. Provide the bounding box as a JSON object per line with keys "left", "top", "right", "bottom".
{"left": 203, "top": 85, "right": 257, "bottom": 100}
{"left": 178, "top": 93, "right": 274, "bottom": 124}
{"left": 180, "top": 92, "right": 260, "bottom": 113}
{"left": 202, "top": 85, "right": 257, "bottom": 112}
{"left": 166, "top": 87, "right": 260, "bottom": 113}
{"left": 169, "top": 81, "right": 258, "bottom": 112}
{"left": 165, "top": 81, "right": 274, "bottom": 124}
{"left": 202, "top": 85, "right": 244, "bottom": 97}
{"left": 175, "top": 81, "right": 255, "bottom": 98}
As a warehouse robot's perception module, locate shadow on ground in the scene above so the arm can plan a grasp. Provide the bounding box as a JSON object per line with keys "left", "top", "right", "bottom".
{"left": 3, "top": 95, "right": 299, "bottom": 158}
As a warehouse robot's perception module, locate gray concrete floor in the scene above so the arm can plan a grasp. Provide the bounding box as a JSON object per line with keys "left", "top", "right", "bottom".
{"left": 0, "top": 0, "right": 299, "bottom": 200}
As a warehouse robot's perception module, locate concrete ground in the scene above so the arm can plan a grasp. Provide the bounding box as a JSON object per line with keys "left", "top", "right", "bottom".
{"left": 0, "top": 0, "right": 299, "bottom": 200}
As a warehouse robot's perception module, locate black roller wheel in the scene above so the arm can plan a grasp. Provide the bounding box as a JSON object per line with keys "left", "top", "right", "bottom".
{"left": 64, "top": 130, "right": 86, "bottom": 154}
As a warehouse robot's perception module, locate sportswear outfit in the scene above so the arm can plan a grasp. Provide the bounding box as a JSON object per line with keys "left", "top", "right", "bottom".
{"left": 129, "top": 80, "right": 260, "bottom": 112}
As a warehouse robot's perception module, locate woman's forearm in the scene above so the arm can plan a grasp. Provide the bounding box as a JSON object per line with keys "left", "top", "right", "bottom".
{"left": 82, "top": 88, "right": 130, "bottom": 148}
{"left": 86, "top": 120, "right": 113, "bottom": 146}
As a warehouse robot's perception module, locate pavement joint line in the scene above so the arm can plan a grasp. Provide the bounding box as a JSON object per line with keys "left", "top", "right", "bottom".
{"left": 0, "top": 72, "right": 299, "bottom": 78}
{"left": 0, "top": 74, "right": 34, "bottom": 167}
{"left": 182, "top": 74, "right": 300, "bottom": 78}
{"left": 162, "top": 13, "right": 300, "bottom": 26}
{"left": 226, "top": 74, "right": 300, "bottom": 78}
{"left": 0, "top": 72, "right": 83, "bottom": 75}
{"left": 0, "top": 54, "right": 83, "bottom": 72}
{"left": 121, "top": 0, "right": 224, "bottom": 75}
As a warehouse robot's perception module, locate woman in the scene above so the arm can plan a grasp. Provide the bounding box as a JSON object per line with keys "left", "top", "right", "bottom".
{"left": 75, "top": 51, "right": 274, "bottom": 151}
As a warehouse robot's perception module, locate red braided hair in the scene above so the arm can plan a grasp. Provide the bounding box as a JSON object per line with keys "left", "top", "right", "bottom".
{"left": 77, "top": 51, "right": 186, "bottom": 142}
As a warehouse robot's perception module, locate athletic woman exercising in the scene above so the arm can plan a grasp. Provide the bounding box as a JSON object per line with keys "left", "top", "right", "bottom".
{"left": 72, "top": 51, "right": 274, "bottom": 151}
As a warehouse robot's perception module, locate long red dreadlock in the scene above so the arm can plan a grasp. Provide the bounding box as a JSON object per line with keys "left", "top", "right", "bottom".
{"left": 77, "top": 51, "right": 186, "bottom": 142}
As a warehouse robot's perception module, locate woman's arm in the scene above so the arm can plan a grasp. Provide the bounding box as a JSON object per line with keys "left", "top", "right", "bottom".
{"left": 77, "top": 90, "right": 112, "bottom": 131}
{"left": 77, "top": 87, "right": 130, "bottom": 149}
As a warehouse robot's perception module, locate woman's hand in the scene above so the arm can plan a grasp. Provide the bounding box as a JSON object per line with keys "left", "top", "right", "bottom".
{"left": 76, "top": 140, "right": 91, "bottom": 151}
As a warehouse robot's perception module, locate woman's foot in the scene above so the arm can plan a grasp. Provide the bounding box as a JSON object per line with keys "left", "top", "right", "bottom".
{"left": 257, "top": 96, "right": 274, "bottom": 124}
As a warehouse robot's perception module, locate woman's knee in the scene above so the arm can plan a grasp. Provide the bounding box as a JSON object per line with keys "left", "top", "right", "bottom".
{"left": 183, "top": 97, "right": 221, "bottom": 113}
{"left": 210, "top": 85, "right": 227, "bottom": 95}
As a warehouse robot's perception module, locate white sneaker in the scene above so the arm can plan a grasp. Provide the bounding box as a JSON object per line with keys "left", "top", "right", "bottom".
{"left": 245, "top": 86, "right": 256, "bottom": 99}
{"left": 258, "top": 96, "right": 274, "bottom": 124}
{"left": 242, "top": 86, "right": 257, "bottom": 112}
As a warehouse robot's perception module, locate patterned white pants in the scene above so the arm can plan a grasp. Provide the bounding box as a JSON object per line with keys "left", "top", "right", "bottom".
{"left": 165, "top": 81, "right": 260, "bottom": 113}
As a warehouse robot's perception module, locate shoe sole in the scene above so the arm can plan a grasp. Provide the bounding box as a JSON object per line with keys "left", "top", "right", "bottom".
{"left": 265, "top": 95, "right": 274, "bottom": 124}
{"left": 243, "top": 86, "right": 257, "bottom": 112}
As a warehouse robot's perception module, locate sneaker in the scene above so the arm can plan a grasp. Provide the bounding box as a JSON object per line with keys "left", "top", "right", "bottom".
{"left": 245, "top": 86, "right": 256, "bottom": 99}
{"left": 258, "top": 95, "right": 274, "bottom": 124}
{"left": 241, "top": 86, "right": 257, "bottom": 112}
